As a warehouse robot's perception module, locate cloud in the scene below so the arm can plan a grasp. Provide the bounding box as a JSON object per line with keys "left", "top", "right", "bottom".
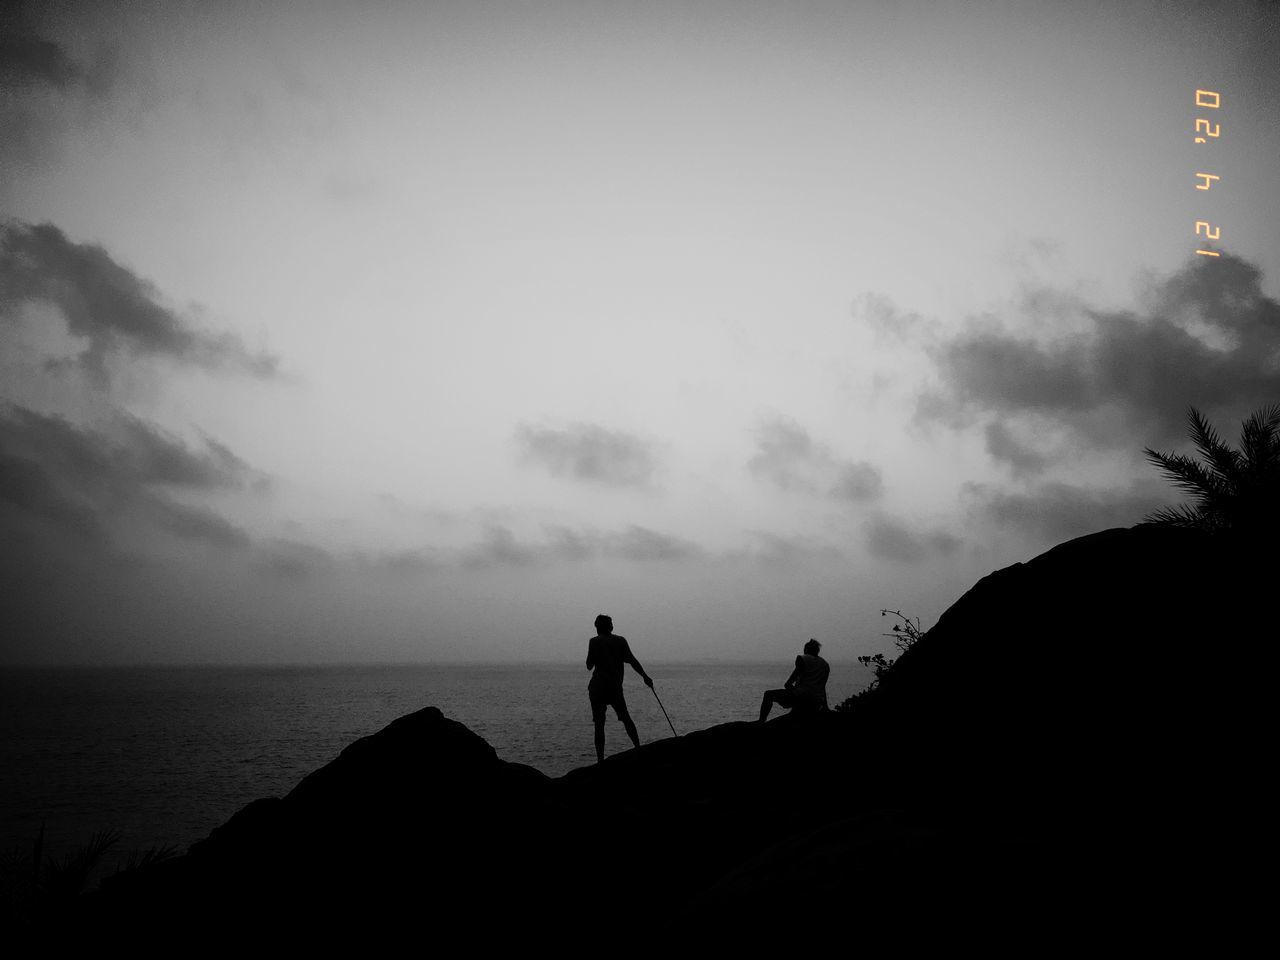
{"left": 254, "top": 539, "right": 334, "bottom": 579}
{"left": 864, "top": 513, "right": 961, "bottom": 564}
{"left": 457, "top": 522, "right": 704, "bottom": 569}
{"left": 748, "top": 417, "right": 884, "bottom": 502}
{"left": 0, "top": 35, "right": 122, "bottom": 173}
{"left": 747, "top": 419, "right": 815, "bottom": 492}
{"left": 919, "top": 253, "right": 1280, "bottom": 450}
{"left": 0, "top": 220, "right": 280, "bottom": 387}
{"left": 359, "top": 547, "right": 446, "bottom": 576}
{"left": 0, "top": 36, "right": 116, "bottom": 97}
{"left": 1026, "top": 237, "right": 1061, "bottom": 261}
{"left": 605, "top": 525, "right": 702, "bottom": 561}
{"left": 831, "top": 461, "right": 885, "bottom": 501}
{"left": 545, "top": 526, "right": 597, "bottom": 562}
{"left": 963, "top": 480, "right": 1166, "bottom": 544}
{"left": 730, "top": 531, "right": 843, "bottom": 565}
{"left": 855, "top": 292, "right": 938, "bottom": 344}
{"left": 541, "top": 524, "right": 703, "bottom": 563}
{"left": 0, "top": 447, "right": 103, "bottom": 541}
{"left": 461, "top": 525, "right": 541, "bottom": 568}
{"left": 116, "top": 418, "right": 256, "bottom": 488}
{"left": 983, "top": 420, "right": 1051, "bottom": 477}
{"left": 0, "top": 402, "right": 253, "bottom": 549}
{"left": 149, "top": 498, "right": 252, "bottom": 549}
{"left": 515, "top": 422, "right": 657, "bottom": 487}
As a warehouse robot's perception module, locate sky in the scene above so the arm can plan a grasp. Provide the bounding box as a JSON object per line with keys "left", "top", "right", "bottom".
{"left": 2, "top": 0, "right": 1278, "bottom": 665}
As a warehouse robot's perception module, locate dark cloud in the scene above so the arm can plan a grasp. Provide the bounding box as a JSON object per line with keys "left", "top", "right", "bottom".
{"left": 748, "top": 417, "right": 883, "bottom": 502}
{"left": 0, "top": 220, "right": 280, "bottom": 386}
{"left": 855, "top": 291, "right": 938, "bottom": 344}
{"left": 926, "top": 530, "right": 964, "bottom": 556}
{"left": 731, "top": 531, "right": 842, "bottom": 565}
{"left": 0, "top": 448, "right": 103, "bottom": 540}
{"left": 864, "top": 513, "right": 960, "bottom": 564}
{"left": 545, "top": 526, "right": 597, "bottom": 562}
{"left": 984, "top": 420, "right": 1051, "bottom": 477}
{"left": 963, "top": 480, "right": 1166, "bottom": 544}
{"left": 0, "top": 402, "right": 253, "bottom": 549}
{"left": 928, "top": 328, "right": 1092, "bottom": 414}
{"left": 255, "top": 539, "right": 334, "bottom": 579}
{"left": 150, "top": 498, "right": 251, "bottom": 549}
{"left": 920, "top": 254, "right": 1280, "bottom": 450}
{"left": 515, "top": 422, "right": 656, "bottom": 487}
{"left": 461, "top": 525, "right": 540, "bottom": 569}
{"left": 542, "top": 524, "right": 703, "bottom": 563}
{"left": 360, "top": 547, "right": 445, "bottom": 576}
{"left": 231, "top": 520, "right": 706, "bottom": 581}
{"left": 831, "top": 461, "right": 885, "bottom": 501}
{"left": 461, "top": 523, "right": 702, "bottom": 569}
{"left": 747, "top": 419, "right": 814, "bottom": 492}
{"left": 116, "top": 418, "right": 255, "bottom": 488}
{"left": 605, "top": 525, "right": 702, "bottom": 562}
{"left": 0, "top": 37, "right": 116, "bottom": 96}
{"left": 0, "top": 34, "right": 122, "bottom": 173}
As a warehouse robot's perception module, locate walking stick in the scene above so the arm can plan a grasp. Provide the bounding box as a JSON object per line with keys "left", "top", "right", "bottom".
{"left": 650, "top": 683, "right": 678, "bottom": 737}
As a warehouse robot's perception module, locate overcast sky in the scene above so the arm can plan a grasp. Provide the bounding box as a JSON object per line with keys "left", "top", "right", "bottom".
{"left": 2, "top": 0, "right": 1278, "bottom": 664}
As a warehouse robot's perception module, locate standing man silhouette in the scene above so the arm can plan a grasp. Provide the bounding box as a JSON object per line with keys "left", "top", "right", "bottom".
{"left": 586, "top": 614, "right": 653, "bottom": 762}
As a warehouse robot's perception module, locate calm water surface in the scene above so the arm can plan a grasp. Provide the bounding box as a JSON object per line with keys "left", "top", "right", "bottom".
{"left": 0, "top": 662, "right": 871, "bottom": 867}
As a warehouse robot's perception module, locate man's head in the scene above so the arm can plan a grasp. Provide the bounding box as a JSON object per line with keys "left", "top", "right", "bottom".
{"left": 594, "top": 614, "right": 614, "bottom": 635}
{"left": 803, "top": 638, "right": 821, "bottom": 656}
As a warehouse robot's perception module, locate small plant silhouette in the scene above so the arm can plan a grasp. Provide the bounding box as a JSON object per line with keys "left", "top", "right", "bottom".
{"left": 1143, "top": 403, "right": 1280, "bottom": 534}
{"left": 834, "top": 609, "right": 926, "bottom": 712}
{"left": 1, "top": 822, "right": 178, "bottom": 925}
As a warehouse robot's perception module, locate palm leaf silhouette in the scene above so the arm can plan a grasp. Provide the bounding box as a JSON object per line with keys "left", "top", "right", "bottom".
{"left": 1143, "top": 403, "right": 1280, "bottom": 533}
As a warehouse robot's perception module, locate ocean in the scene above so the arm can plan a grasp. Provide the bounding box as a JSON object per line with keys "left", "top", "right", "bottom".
{"left": 0, "top": 661, "right": 872, "bottom": 872}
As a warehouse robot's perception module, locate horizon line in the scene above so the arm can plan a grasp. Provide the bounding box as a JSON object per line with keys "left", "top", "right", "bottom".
{"left": 0, "top": 657, "right": 876, "bottom": 670}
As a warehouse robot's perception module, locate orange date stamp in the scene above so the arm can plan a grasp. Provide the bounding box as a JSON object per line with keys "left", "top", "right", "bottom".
{"left": 1193, "top": 88, "right": 1222, "bottom": 257}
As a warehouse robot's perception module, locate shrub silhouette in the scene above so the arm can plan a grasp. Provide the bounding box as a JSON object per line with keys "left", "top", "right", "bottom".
{"left": 1, "top": 822, "right": 177, "bottom": 925}
{"left": 1144, "top": 403, "right": 1280, "bottom": 534}
{"left": 834, "top": 608, "right": 926, "bottom": 712}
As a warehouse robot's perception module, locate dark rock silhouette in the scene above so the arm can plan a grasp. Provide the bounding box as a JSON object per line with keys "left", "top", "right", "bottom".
{"left": 84, "top": 525, "right": 1267, "bottom": 940}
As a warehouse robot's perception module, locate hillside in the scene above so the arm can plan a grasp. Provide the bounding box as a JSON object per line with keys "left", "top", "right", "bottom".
{"left": 83, "top": 524, "right": 1268, "bottom": 940}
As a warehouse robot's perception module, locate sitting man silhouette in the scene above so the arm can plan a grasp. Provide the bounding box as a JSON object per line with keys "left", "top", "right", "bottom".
{"left": 759, "top": 639, "right": 830, "bottom": 722}
{"left": 586, "top": 614, "right": 653, "bottom": 762}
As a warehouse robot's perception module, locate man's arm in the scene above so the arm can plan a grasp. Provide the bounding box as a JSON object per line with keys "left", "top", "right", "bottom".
{"left": 624, "top": 641, "right": 654, "bottom": 687}
{"left": 783, "top": 655, "right": 803, "bottom": 689}
{"left": 586, "top": 636, "right": 597, "bottom": 670}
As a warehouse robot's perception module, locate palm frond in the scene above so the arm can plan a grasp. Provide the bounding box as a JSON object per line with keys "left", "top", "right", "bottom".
{"left": 1186, "top": 406, "right": 1243, "bottom": 486}
{"left": 118, "top": 844, "right": 180, "bottom": 874}
{"left": 1239, "top": 402, "right": 1280, "bottom": 471}
{"left": 1143, "top": 448, "right": 1228, "bottom": 502}
{"left": 1142, "top": 503, "right": 1205, "bottom": 527}
{"left": 1186, "top": 405, "right": 1224, "bottom": 453}
{"left": 43, "top": 829, "right": 120, "bottom": 899}
{"left": 1145, "top": 402, "right": 1280, "bottom": 534}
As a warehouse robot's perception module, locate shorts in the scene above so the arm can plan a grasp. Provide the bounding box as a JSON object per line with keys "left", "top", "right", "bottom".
{"left": 771, "top": 689, "right": 825, "bottom": 713}
{"left": 772, "top": 689, "right": 802, "bottom": 709}
{"left": 589, "top": 683, "right": 629, "bottom": 723}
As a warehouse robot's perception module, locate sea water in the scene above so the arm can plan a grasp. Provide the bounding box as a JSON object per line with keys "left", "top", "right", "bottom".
{"left": 0, "top": 661, "right": 872, "bottom": 868}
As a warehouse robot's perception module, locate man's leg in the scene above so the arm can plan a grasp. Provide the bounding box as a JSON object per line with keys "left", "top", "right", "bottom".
{"left": 759, "top": 689, "right": 786, "bottom": 722}
{"left": 614, "top": 698, "right": 641, "bottom": 750}
{"left": 591, "top": 698, "right": 607, "bottom": 762}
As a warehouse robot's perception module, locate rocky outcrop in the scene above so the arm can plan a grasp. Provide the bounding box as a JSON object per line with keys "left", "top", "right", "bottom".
{"left": 88, "top": 525, "right": 1269, "bottom": 938}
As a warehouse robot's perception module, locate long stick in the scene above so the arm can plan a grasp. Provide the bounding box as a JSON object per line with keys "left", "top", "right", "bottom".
{"left": 651, "top": 684, "right": 678, "bottom": 737}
